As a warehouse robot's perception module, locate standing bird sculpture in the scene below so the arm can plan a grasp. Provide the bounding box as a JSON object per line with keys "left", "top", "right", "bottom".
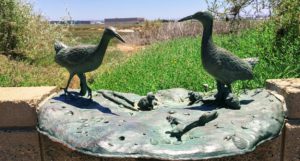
{"left": 179, "top": 12, "right": 257, "bottom": 109}
{"left": 55, "top": 27, "right": 125, "bottom": 99}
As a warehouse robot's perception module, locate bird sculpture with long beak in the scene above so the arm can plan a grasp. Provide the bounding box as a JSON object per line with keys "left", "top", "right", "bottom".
{"left": 179, "top": 12, "right": 257, "bottom": 109}
{"left": 55, "top": 27, "right": 125, "bottom": 100}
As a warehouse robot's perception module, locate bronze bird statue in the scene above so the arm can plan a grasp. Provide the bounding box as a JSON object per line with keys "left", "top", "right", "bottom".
{"left": 179, "top": 11, "right": 257, "bottom": 109}
{"left": 54, "top": 27, "right": 125, "bottom": 99}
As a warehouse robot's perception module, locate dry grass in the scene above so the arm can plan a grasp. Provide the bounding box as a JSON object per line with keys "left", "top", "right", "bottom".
{"left": 69, "top": 19, "right": 259, "bottom": 46}
{"left": 0, "top": 55, "right": 65, "bottom": 87}
{"left": 0, "top": 6, "right": 259, "bottom": 88}
{"left": 123, "top": 20, "right": 259, "bottom": 45}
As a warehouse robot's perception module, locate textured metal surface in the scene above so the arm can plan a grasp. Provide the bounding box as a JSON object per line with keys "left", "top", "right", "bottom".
{"left": 38, "top": 88, "right": 285, "bottom": 160}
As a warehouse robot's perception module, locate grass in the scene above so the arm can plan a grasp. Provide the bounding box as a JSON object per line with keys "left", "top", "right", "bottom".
{"left": 0, "top": 55, "right": 65, "bottom": 87}
{"left": 91, "top": 26, "right": 300, "bottom": 95}
{"left": 0, "top": 48, "right": 127, "bottom": 88}
{"left": 0, "top": 20, "right": 127, "bottom": 88}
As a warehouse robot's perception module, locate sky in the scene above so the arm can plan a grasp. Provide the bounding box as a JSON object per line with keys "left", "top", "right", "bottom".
{"left": 30, "top": 0, "right": 208, "bottom": 20}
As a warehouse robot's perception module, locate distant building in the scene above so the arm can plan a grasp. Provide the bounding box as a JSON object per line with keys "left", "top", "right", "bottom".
{"left": 104, "top": 18, "right": 145, "bottom": 25}
{"left": 49, "top": 20, "right": 103, "bottom": 25}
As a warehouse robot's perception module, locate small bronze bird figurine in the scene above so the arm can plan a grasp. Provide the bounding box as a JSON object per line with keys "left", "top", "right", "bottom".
{"left": 137, "top": 92, "right": 158, "bottom": 111}
{"left": 179, "top": 12, "right": 257, "bottom": 109}
{"left": 55, "top": 27, "right": 125, "bottom": 99}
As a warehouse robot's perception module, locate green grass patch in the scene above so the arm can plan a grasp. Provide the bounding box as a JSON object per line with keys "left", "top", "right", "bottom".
{"left": 91, "top": 26, "right": 300, "bottom": 95}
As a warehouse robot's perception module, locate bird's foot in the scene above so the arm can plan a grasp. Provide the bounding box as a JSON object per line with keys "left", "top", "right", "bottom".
{"left": 78, "top": 88, "right": 91, "bottom": 100}
{"left": 187, "top": 91, "right": 203, "bottom": 106}
{"left": 211, "top": 91, "right": 240, "bottom": 109}
{"left": 87, "top": 88, "right": 93, "bottom": 101}
{"left": 61, "top": 88, "right": 74, "bottom": 100}
{"left": 79, "top": 88, "right": 87, "bottom": 96}
{"left": 224, "top": 93, "right": 241, "bottom": 109}
{"left": 212, "top": 92, "right": 225, "bottom": 107}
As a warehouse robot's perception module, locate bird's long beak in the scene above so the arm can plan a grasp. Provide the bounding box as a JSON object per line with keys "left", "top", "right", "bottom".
{"left": 115, "top": 33, "right": 126, "bottom": 43}
{"left": 178, "top": 15, "right": 194, "bottom": 22}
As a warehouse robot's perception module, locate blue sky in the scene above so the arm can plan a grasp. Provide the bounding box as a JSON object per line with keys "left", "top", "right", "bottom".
{"left": 30, "top": 0, "right": 208, "bottom": 20}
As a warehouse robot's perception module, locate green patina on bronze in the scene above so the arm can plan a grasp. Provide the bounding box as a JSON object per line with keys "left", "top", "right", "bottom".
{"left": 38, "top": 88, "right": 285, "bottom": 160}
{"left": 179, "top": 11, "right": 259, "bottom": 109}
{"left": 54, "top": 27, "right": 125, "bottom": 100}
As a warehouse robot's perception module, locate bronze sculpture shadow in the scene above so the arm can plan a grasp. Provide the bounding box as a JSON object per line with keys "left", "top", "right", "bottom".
{"left": 53, "top": 92, "right": 118, "bottom": 116}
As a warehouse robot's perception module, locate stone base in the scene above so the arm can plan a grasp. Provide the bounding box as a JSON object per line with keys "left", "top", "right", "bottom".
{"left": 266, "top": 78, "right": 300, "bottom": 119}
{"left": 0, "top": 87, "right": 57, "bottom": 161}
{"left": 284, "top": 120, "right": 300, "bottom": 161}
{"left": 0, "top": 129, "right": 41, "bottom": 161}
{"left": 40, "top": 134, "right": 282, "bottom": 161}
{"left": 40, "top": 135, "right": 102, "bottom": 161}
{"left": 0, "top": 102, "right": 37, "bottom": 128}
{"left": 0, "top": 87, "right": 57, "bottom": 128}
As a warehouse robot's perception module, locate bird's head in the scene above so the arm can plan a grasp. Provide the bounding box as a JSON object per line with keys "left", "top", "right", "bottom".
{"left": 103, "top": 27, "right": 126, "bottom": 43}
{"left": 178, "top": 11, "right": 213, "bottom": 25}
{"left": 146, "top": 92, "right": 157, "bottom": 101}
{"left": 54, "top": 40, "right": 67, "bottom": 53}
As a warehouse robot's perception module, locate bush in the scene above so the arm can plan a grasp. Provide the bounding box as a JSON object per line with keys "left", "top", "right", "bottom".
{"left": 0, "top": 0, "right": 74, "bottom": 63}
{"left": 274, "top": 0, "right": 299, "bottom": 38}
{"left": 0, "top": 0, "right": 24, "bottom": 52}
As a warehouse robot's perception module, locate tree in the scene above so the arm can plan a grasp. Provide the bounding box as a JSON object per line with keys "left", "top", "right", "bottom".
{"left": 205, "top": 0, "right": 279, "bottom": 19}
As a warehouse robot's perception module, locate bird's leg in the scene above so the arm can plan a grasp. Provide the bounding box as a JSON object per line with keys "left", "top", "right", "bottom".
{"left": 77, "top": 73, "right": 87, "bottom": 96}
{"left": 227, "top": 84, "right": 232, "bottom": 93}
{"left": 63, "top": 73, "right": 75, "bottom": 97}
{"left": 87, "top": 85, "right": 92, "bottom": 100}
{"left": 242, "top": 81, "right": 248, "bottom": 94}
{"left": 224, "top": 84, "right": 241, "bottom": 109}
{"left": 78, "top": 73, "right": 92, "bottom": 100}
{"left": 223, "top": 84, "right": 232, "bottom": 98}
{"left": 215, "top": 81, "right": 225, "bottom": 103}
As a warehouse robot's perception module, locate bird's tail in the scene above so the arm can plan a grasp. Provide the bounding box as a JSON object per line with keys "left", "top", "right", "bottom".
{"left": 54, "top": 40, "right": 68, "bottom": 54}
{"left": 242, "top": 57, "right": 259, "bottom": 69}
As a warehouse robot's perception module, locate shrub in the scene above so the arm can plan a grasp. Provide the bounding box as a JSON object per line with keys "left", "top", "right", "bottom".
{"left": 274, "top": 0, "right": 299, "bottom": 39}
{"left": 0, "top": 0, "right": 74, "bottom": 63}
{"left": 273, "top": 0, "right": 300, "bottom": 57}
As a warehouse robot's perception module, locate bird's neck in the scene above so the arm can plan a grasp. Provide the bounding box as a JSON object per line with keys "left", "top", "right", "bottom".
{"left": 94, "top": 36, "right": 110, "bottom": 63}
{"left": 201, "top": 22, "right": 214, "bottom": 56}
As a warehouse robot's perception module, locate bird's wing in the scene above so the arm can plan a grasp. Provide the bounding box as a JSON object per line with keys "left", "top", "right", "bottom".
{"left": 56, "top": 45, "right": 96, "bottom": 65}
{"left": 215, "top": 47, "right": 253, "bottom": 82}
